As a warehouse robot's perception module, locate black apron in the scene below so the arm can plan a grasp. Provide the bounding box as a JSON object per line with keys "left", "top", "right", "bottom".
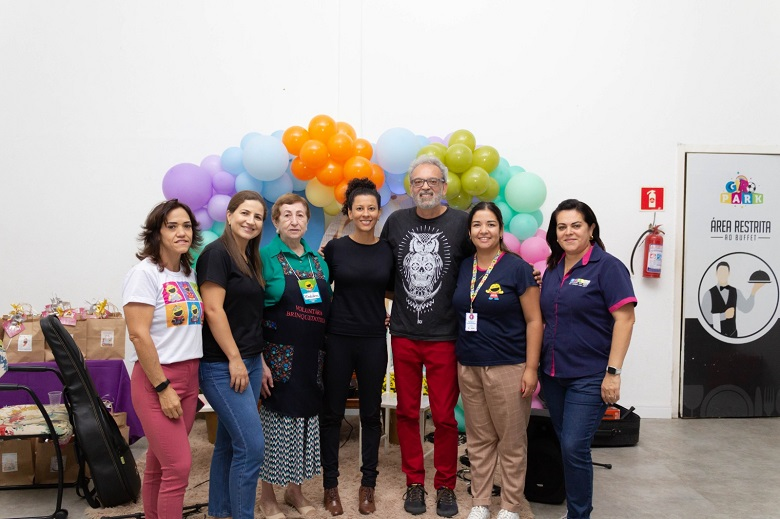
{"left": 262, "top": 251, "right": 330, "bottom": 418}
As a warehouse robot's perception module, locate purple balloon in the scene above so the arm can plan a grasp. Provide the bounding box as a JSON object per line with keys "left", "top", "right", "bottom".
{"left": 162, "top": 163, "right": 213, "bottom": 209}
{"left": 428, "top": 136, "right": 446, "bottom": 145}
{"left": 212, "top": 170, "right": 236, "bottom": 195}
{"left": 200, "top": 155, "right": 222, "bottom": 174}
{"left": 194, "top": 208, "right": 213, "bottom": 231}
{"left": 207, "top": 194, "right": 232, "bottom": 223}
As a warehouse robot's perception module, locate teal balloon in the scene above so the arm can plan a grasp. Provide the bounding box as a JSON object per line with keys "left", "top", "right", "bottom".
{"left": 509, "top": 213, "right": 539, "bottom": 240}
{"left": 495, "top": 201, "right": 515, "bottom": 226}
{"left": 454, "top": 398, "right": 466, "bottom": 433}
{"left": 210, "top": 221, "right": 226, "bottom": 236}
{"left": 504, "top": 172, "right": 547, "bottom": 213}
{"left": 489, "top": 160, "right": 520, "bottom": 188}
{"left": 529, "top": 209, "right": 543, "bottom": 227}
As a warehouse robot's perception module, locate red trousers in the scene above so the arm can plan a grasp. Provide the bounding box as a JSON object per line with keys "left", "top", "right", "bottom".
{"left": 391, "top": 336, "right": 460, "bottom": 489}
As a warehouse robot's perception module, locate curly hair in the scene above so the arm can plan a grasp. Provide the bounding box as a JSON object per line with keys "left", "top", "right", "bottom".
{"left": 341, "top": 177, "right": 381, "bottom": 216}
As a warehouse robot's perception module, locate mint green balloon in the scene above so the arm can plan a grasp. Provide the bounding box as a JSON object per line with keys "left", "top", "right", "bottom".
{"left": 490, "top": 160, "right": 521, "bottom": 189}
{"left": 504, "top": 172, "right": 547, "bottom": 213}
{"left": 529, "top": 209, "right": 543, "bottom": 227}
{"left": 509, "top": 213, "right": 539, "bottom": 240}
{"left": 495, "top": 201, "right": 515, "bottom": 225}
{"left": 444, "top": 143, "right": 473, "bottom": 173}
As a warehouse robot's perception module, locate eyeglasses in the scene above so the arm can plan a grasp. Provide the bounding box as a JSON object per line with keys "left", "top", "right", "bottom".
{"left": 410, "top": 177, "right": 446, "bottom": 188}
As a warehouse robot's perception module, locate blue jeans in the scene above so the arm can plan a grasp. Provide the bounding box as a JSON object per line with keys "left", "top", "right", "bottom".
{"left": 199, "top": 356, "right": 264, "bottom": 519}
{"left": 541, "top": 372, "right": 607, "bottom": 519}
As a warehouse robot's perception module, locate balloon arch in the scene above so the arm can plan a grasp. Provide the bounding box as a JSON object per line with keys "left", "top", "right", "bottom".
{"left": 161, "top": 114, "right": 551, "bottom": 273}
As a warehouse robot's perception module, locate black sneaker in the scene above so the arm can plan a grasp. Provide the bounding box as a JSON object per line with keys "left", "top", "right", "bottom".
{"left": 436, "top": 487, "right": 458, "bottom": 517}
{"left": 403, "top": 484, "right": 427, "bottom": 515}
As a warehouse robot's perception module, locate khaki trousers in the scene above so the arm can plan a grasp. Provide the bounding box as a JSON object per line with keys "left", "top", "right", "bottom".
{"left": 458, "top": 363, "right": 531, "bottom": 513}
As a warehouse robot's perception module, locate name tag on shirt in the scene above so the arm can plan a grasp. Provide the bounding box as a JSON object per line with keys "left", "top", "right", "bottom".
{"left": 465, "top": 312, "right": 478, "bottom": 332}
{"left": 299, "top": 278, "right": 322, "bottom": 304}
{"left": 569, "top": 278, "right": 591, "bottom": 287}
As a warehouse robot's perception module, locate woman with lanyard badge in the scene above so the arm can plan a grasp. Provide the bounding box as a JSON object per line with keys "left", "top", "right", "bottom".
{"left": 259, "top": 193, "right": 331, "bottom": 519}
{"left": 453, "top": 202, "right": 543, "bottom": 519}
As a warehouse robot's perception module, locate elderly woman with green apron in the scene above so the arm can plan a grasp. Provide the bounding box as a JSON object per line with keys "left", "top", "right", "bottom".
{"left": 258, "top": 193, "right": 331, "bottom": 519}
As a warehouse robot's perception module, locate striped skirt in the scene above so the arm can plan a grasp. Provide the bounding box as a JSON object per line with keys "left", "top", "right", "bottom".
{"left": 259, "top": 406, "right": 321, "bottom": 485}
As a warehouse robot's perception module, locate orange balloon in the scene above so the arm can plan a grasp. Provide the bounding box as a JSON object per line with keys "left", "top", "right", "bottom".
{"left": 308, "top": 114, "right": 337, "bottom": 143}
{"left": 282, "top": 126, "right": 310, "bottom": 156}
{"left": 334, "top": 180, "right": 350, "bottom": 205}
{"left": 353, "top": 138, "right": 373, "bottom": 160}
{"left": 343, "top": 156, "right": 373, "bottom": 181}
{"left": 369, "top": 163, "right": 386, "bottom": 189}
{"left": 327, "top": 133, "right": 355, "bottom": 163}
{"left": 290, "top": 157, "right": 317, "bottom": 181}
{"left": 335, "top": 121, "right": 357, "bottom": 140}
{"left": 316, "top": 159, "right": 344, "bottom": 187}
{"left": 299, "top": 139, "right": 329, "bottom": 169}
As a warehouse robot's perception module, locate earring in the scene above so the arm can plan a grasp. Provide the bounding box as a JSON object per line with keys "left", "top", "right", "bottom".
{"left": 590, "top": 235, "right": 594, "bottom": 240}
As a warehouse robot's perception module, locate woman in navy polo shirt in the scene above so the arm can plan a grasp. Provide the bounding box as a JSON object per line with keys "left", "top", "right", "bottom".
{"left": 539, "top": 199, "right": 636, "bottom": 519}
{"left": 453, "top": 202, "right": 543, "bottom": 519}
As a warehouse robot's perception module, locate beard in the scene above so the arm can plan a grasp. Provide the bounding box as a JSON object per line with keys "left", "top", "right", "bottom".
{"left": 413, "top": 189, "right": 443, "bottom": 210}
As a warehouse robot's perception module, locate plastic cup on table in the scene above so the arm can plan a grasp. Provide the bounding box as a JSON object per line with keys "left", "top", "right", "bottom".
{"left": 48, "top": 390, "right": 62, "bottom": 405}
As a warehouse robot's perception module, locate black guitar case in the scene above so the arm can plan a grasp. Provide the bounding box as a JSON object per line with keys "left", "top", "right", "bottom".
{"left": 40, "top": 315, "right": 141, "bottom": 508}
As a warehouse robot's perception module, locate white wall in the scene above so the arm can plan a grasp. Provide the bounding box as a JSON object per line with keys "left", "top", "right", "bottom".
{"left": 3, "top": 1, "right": 780, "bottom": 418}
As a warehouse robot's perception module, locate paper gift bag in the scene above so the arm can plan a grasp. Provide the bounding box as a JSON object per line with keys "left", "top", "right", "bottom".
{"left": 0, "top": 438, "right": 35, "bottom": 486}
{"left": 85, "top": 314, "right": 126, "bottom": 360}
{"left": 34, "top": 439, "right": 79, "bottom": 484}
{"left": 2, "top": 317, "right": 45, "bottom": 363}
{"left": 44, "top": 320, "right": 87, "bottom": 361}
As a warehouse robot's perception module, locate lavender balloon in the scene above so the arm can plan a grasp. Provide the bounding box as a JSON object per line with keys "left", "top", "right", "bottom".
{"left": 212, "top": 170, "right": 236, "bottom": 195}
{"left": 207, "top": 194, "right": 232, "bottom": 223}
{"left": 162, "top": 163, "right": 213, "bottom": 209}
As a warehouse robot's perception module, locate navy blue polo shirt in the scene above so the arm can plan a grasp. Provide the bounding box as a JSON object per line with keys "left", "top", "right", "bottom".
{"left": 540, "top": 244, "right": 637, "bottom": 378}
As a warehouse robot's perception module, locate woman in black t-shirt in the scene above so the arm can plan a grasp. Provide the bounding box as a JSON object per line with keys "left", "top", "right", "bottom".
{"left": 196, "top": 190, "right": 269, "bottom": 519}
{"left": 320, "top": 178, "right": 394, "bottom": 516}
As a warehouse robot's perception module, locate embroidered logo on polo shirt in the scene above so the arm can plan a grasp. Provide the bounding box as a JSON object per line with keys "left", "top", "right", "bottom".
{"left": 569, "top": 278, "right": 591, "bottom": 287}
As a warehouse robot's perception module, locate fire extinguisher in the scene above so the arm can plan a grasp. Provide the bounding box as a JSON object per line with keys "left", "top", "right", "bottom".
{"left": 630, "top": 224, "right": 664, "bottom": 278}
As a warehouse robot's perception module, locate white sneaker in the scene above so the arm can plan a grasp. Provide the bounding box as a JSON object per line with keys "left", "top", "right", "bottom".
{"left": 496, "top": 510, "right": 519, "bottom": 519}
{"left": 467, "top": 506, "right": 491, "bottom": 519}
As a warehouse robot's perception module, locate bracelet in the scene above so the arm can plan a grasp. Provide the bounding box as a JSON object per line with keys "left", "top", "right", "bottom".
{"left": 154, "top": 379, "right": 171, "bottom": 393}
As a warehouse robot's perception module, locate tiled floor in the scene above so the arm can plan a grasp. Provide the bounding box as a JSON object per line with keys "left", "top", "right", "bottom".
{"left": 3, "top": 416, "right": 779, "bottom": 518}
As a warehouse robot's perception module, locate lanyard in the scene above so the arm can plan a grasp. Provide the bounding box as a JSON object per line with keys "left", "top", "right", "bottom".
{"left": 289, "top": 254, "right": 315, "bottom": 281}
{"left": 469, "top": 251, "right": 501, "bottom": 313}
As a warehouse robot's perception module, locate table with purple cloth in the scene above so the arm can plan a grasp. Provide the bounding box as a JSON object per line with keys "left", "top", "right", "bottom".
{"left": 0, "top": 359, "right": 143, "bottom": 444}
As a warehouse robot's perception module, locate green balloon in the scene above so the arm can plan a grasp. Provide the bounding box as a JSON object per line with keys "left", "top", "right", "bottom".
{"left": 448, "top": 190, "right": 472, "bottom": 211}
{"left": 444, "top": 143, "right": 473, "bottom": 173}
{"left": 529, "top": 209, "right": 543, "bottom": 227}
{"left": 472, "top": 146, "right": 500, "bottom": 173}
{"left": 509, "top": 213, "right": 539, "bottom": 240}
{"left": 461, "top": 166, "right": 489, "bottom": 196}
{"left": 504, "top": 172, "right": 547, "bottom": 213}
{"left": 477, "top": 177, "right": 500, "bottom": 202}
{"left": 448, "top": 129, "right": 477, "bottom": 151}
{"left": 417, "top": 144, "right": 446, "bottom": 163}
{"left": 489, "top": 161, "right": 519, "bottom": 188}
{"left": 495, "top": 201, "right": 515, "bottom": 225}
{"left": 445, "top": 172, "right": 462, "bottom": 200}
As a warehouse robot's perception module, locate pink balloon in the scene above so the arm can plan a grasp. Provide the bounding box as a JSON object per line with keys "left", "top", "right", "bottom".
{"left": 533, "top": 260, "right": 547, "bottom": 278}
{"left": 520, "top": 236, "right": 551, "bottom": 264}
{"left": 502, "top": 233, "right": 522, "bottom": 254}
{"left": 162, "top": 163, "right": 212, "bottom": 209}
{"left": 535, "top": 228, "right": 547, "bottom": 239}
{"left": 532, "top": 383, "right": 544, "bottom": 409}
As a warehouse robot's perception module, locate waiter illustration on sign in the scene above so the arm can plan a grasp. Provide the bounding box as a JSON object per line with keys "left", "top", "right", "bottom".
{"left": 701, "top": 261, "right": 767, "bottom": 337}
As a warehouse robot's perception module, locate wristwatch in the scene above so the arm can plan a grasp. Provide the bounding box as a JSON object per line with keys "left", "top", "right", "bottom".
{"left": 154, "top": 379, "right": 171, "bottom": 392}
{"left": 606, "top": 366, "right": 622, "bottom": 375}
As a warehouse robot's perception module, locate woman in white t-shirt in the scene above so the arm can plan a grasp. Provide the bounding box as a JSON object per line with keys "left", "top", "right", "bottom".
{"left": 122, "top": 199, "right": 204, "bottom": 519}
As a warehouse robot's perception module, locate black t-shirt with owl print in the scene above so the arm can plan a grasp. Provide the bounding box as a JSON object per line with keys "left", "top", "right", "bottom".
{"left": 380, "top": 207, "right": 474, "bottom": 341}
{"left": 196, "top": 239, "right": 265, "bottom": 362}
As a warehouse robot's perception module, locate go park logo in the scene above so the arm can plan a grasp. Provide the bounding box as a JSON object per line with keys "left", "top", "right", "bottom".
{"left": 720, "top": 173, "right": 764, "bottom": 206}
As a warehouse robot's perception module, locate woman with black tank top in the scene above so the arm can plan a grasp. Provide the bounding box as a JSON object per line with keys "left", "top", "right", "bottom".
{"left": 320, "top": 178, "right": 394, "bottom": 516}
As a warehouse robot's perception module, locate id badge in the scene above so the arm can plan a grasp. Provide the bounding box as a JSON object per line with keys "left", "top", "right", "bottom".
{"left": 465, "top": 312, "right": 478, "bottom": 332}
{"left": 299, "top": 278, "right": 322, "bottom": 304}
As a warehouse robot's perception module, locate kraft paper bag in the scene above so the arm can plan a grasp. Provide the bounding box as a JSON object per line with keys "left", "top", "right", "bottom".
{"left": 85, "top": 315, "right": 126, "bottom": 360}
{"left": 44, "top": 320, "right": 87, "bottom": 362}
{"left": 0, "top": 438, "right": 35, "bottom": 486}
{"left": 34, "top": 439, "right": 79, "bottom": 484}
{"left": 2, "top": 317, "right": 45, "bottom": 363}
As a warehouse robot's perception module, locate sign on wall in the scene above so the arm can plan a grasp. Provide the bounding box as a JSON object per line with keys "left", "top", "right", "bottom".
{"left": 682, "top": 153, "right": 779, "bottom": 417}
